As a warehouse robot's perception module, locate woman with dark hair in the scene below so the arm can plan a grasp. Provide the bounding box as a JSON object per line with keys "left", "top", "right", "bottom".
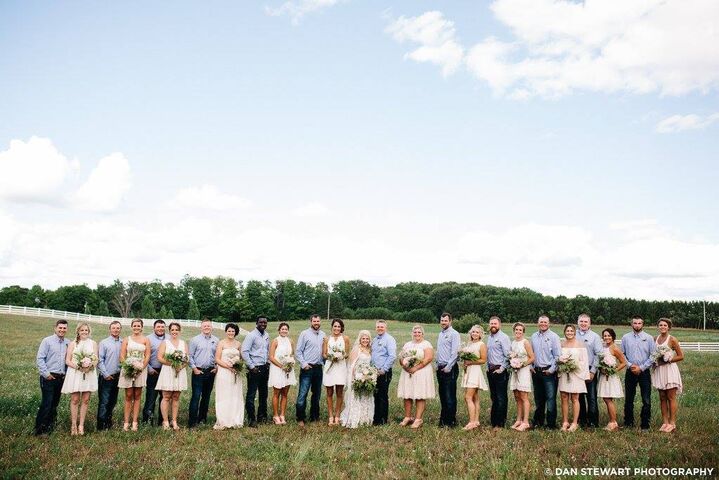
{"left": 269, "top": 322, "right": 297, "bottom": 424}
{"left": 118, "top": 319, "right": 151, "bottom": 431}
{"left": 597, "top": 328, "right": 626, "bottom": 431}
{"left": 213, "top": 323, "right": 245, "bottom": 429}
{"left": 651, "top": 318, "right": 684, "bottom": 433}
{"left": 156, "top": 322, "right": 189, "bottom": 430}
{"left": 322, "top": 319, "right": 351, "bottom": 425}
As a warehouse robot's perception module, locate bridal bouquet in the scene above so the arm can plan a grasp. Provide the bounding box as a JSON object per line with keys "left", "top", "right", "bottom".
{"left": 598, "top": 352, "right": 618, "bottom": 378}
{"left": 399, "top": 349, "right": 422, "bottom": 377}
{"left": 165, "top": 350, "right": 189, "bottom": 378}
{"left": 325, "top": 345, "right": 346, "bottom": 373}
{"left": 556, "top": 352, "right": 579, "bottom": 381}
{"left": 228, "top": 352, "right": 247, "bottom": 383}
{"left": 121, "top": 354, "right": 144, "bottom": 386}
{"left": 508, "top": 351, "right": 527, "bottom": 373}
{"left": 352, "top": 362, "right": 379, "bottom": 397}
{"left": 458, "top": 344, "right": 480, "bottom": 363}
{"left": 73, "top": 350, "right": 98, "bottom": 380}
{"left": 650, "top": 345, "right": 675, "bottom": 367}
{"left": 279, "top": 355, "right": 295, "bottom": 378}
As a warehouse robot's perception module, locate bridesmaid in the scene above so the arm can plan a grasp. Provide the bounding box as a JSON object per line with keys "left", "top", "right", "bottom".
{"left": 61, "top": 323, "right": 98, "bottom": 435}
{"left": 651, "top": 318, "right": 684, "bottom": 433}
{"left": 461, "top": 325, "right": 487, "bottom": 430}
{"left": 597, "top": 328, "right": 626, "bottom": 431}
{"left": 558, "top": 324, "right": 589, "bottom": 432}
{"left": 509, "top": 322, "right": 535, "bottom": 432}
{"left": 213, "top": 323, "right": 245, "bottom": 429}
{"left": 118, "top": 319, "right": 151, "bottom": 431}
{"left": 322, "top": 319, "right": 351, "bottom": 426}
{"left": 155, "top": 322, "right": 188, "bottom": 430}
{"left": 397, "top": 325, "right": 435, "bottom": 429}
{"left": 268, "top": 322, "right": 297, "bottom": 425}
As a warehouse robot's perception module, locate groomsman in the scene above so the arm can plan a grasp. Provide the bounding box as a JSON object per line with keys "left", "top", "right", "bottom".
{"left": 241, "top": 316, "right": 270, "bottom": 427}
{"left": 188, "top": 318, "right": 219, "bottom": 427}
{"left": 621, "top": 315, "right": 654, "bottom": 430}
{"left": 486, "top": 316, "right": 511, "bottom": 430}
{"left": 143, "top": 319, "right": 166, "bottom": 425}
{"left": 295, "top": 314, "right": 326, "bottom": 426}
{"left": 530, "top": 315, "right": 561, "bottom": 429}
{"left": 576, "top": 313, "right": 603, "bottom": 428}
{"left": 34, "top": 319, "right": 69, "bottom": 435}
{"left": 436, "top": 313, "right": 460, "bottom": 427}
{"left": 97, "top": 321, "right": 123, "bottom": 430}
{"left": 371, "top": 320, "right": 396, "bottom": 426}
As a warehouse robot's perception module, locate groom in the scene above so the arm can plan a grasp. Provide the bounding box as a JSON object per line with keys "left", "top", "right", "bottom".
{"left": 371, "top": 320, "right": 396, "bottom": 425}
{"left": 295, "top": 314, "right": 326, "bottom": 426}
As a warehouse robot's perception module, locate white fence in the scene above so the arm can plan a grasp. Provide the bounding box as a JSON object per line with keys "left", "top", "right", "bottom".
{"left": 0, "top": 304, "right": 249, "bottom": 335}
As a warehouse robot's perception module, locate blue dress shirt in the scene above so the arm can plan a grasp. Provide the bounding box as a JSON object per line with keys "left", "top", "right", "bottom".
{"left": 98, "top": 335, "right": 123, "bottom": 377}
{"left": 189, "top": 333, "right": 219, "bottom": 369}
{"left": 487, "top": 330, "right": 511, "bottom": 369}
{"left": 577, "top": 328, "right": 603, "bottom": 374}
{"left": 620, "top": 330, "right": 655, "bottom": 372}
{"left": 36, "top": 334, "right": 69, "bottom": 378}
{"left": 530, "top": 329, "right": 562, "bottom": 373}
{"left": 436, "top": 326, "right": 461, "bottom": 372}
{"left": 371, "top": 332, "right": 397, "bottom": 373}
{"left": 241, "top": 328, "right": 270, "bottom": 369}
{"left": 295, "top": 328, "right": 326, "bottom": 369}
{"left": 147, "top": 333, "right": 166, "bottom": 373}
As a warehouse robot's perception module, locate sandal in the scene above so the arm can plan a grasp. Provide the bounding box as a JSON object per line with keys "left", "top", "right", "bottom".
{"left": 123, "top": 422, "right": 130, "bottom": 432}
{"left": 162, "top": 421, "right": 171, "bottom": 431}
{"left": 273, "top": 416, "right": 282, "bottom": 425}
{"left": 279, "top": 416, "right": 286, "bottom": 425}
{"left": 171, "top": 421, "right": 180, "bottom": 431}
{"left": 399, "top": 417, "right": 414, "bottom": 426}
{"left": 410, "top": 418, "right": 424, "bottom": 429}
{"left": 131, "top": 422, "right": 138, "bottom": 432}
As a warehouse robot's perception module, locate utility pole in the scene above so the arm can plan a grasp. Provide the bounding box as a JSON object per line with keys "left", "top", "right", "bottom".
{"left": 704, "top": 300, "right": 707, "bottom": 331}
{"left": 327, "top": 287, "right": 331, "bottom": 321}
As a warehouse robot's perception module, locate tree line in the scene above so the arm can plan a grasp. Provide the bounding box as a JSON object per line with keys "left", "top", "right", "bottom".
{"left": 0, "top": 277, "right": 716, "bottom": 330}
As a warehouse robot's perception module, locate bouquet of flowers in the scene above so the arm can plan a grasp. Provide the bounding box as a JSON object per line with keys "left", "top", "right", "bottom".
{"left": 325, "top": 344, "right": 346, "bottom": 373}
{"left": 121, "top": 354, "right": 144, "bottom": 386}
{"left": 352, "top": 362, "right": 379, "bottom": 397}
{"left": 508, "top": 351, "right": 527, "bottom": 373}
{"left": 650, "top": 345, "right": 675, "bottom": 367}
{"left": 165, "top": 350, "right": 189, "bottom": 378}
{"left": 228, "top": 352, "right": 247, "bottom": 383}
{"left": 556, "top": 352, "right": 579, "bottom": 381}
{"left": 458, "top": 344, "right": 480, "bottom": 363}
{"left": 598, "top": 352, "right": 618, "bottom": 379}
{"left": 399, "top": 348, "right": 422, "bottom": 377}
{"left": 73, "top": 350, "right": 98, "bottom": 380}
{"left": 279, "top": 355, "right": 295, "bottom": 379}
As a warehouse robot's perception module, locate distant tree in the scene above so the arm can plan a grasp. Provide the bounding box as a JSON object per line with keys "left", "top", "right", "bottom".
{"left": 187, "top": 298, "right": 200, "bottom": 320}
{"left": 110, "top": 283, "right": 142, "bottom": 318}
{"left": 140, "top": 296, "right": 157, "bottom": 319}
{"left": 0, "top": 285, "right": 30, "bottom": 306}
{"left": 158, "top": 305, "right": 170, "bottom": 319}
{"left": 97, "top": 300, "right": 110, "bottom": 317}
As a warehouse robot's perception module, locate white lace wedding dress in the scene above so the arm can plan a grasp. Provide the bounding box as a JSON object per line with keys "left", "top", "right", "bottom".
{"left": 340, "top": 350, "right": 374, "bottom": 428}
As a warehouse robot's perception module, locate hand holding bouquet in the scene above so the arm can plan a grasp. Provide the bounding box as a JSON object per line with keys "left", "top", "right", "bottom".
{"left": 325, "top": 345, "right": 346, "bottom": 373}
{"left": 352, "top": 362, "right": 379, "bottom": 397}
{"left": 458, "top": 344, "right": 480, "bottom": 366}
{"left": 598, "top": 352, "right": 618, "bottom": 379}
{"left": 650, "top": 345, "right": 675, "bottom": 367}
{"left": 399, "top": 348, "right": 422, "bottom": 377}
{"left": 228, "top": 352, "right": 247, "bottom": 383}
{"left": 165, "top": 350, "right": 189, "bottom": 378}
{"left": 121, "top": 354, "right": 144, "bottom": 386}
{"left": 279, "top": 355, "right": 295, "bottom": 378}
{"left": 557, "top": 352, "right": 579, "bottom": 380}
{"left": 73, "top": 350, "right": 98, "bottom": 380}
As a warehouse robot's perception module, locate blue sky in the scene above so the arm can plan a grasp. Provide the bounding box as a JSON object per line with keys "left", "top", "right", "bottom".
{"left": 1, "top": 0, "right": 718, "bottom": 300}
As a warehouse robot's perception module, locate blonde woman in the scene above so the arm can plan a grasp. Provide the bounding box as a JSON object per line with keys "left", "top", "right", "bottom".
{"left": 61, "top": 323, "right": 98, "bottom": 435}
{"left": 340, "top": 330, "right": 374, "bottom": 428}
{"left": 118, "top": 319, "right": 151, "bottom": 431}
{"left": 397, "top": 325, "right": 435, "bottom": 429}
{"left": 461, "top": 325, "right": 488, "bottom": 430}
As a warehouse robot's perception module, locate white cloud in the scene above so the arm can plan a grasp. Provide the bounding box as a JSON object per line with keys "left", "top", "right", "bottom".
{"left": 390, "top": 1, "right": 719, "bottom": 98}
{"left": 169, "top": 184, "right": 251, "bottom": 212}
{"left": 293, "top": 201, "right": 329, "bottom": 217}
{"left": 71, "top": 153, "right": 132, "bottom": 212}
{"left": 386, "top": 11, "right": 464, "bottom": 77}
{"left": 0, "top": 136, "right": 78, "bottom": 203}
{"left": 266, "top": 0, "right": 340, "bottom": 25}
{"left": 0, "top": 137, "right": 132, "bottom": 212}
{"left": 655, "top": 113, "right": 719, "bottom": 133}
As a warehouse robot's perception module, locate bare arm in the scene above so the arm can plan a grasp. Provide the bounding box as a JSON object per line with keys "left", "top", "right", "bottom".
{"left": 269, "top": 339, "right": 282, "bottom": 369}
{"left": 611, "top": 344, "right": 627, "bottom": 372}
{"left": 344, "top": 335, "right": 351, "bottom": 357}
{"left": 120, "top": 339, "right": 128, "bottom": 363}
{"left": 65, "top": 341, "right": 76, "bottom": 369}
{"left": 670, "top": 337, "right": 684, "bottom": 363}
{"left": 142, "top": 338, "right": 151, "bottom": 367}
{"left": 524, "top": 339, "right": 535, "bottom": 366}
{"left": 322, "top": 337, "right": 329, "bottom": 359}
{"left": 158, "top": 342, "right": 168, "bottom": 366}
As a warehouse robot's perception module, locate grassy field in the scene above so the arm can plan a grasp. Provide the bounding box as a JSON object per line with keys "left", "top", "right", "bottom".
{"left": 1, "top": 314, "right": 718, "bottom": 479}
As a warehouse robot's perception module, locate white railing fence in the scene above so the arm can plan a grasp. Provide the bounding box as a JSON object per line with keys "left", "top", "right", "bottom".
{"left": 0, "top": 304, "right": 249, "bottom": 336}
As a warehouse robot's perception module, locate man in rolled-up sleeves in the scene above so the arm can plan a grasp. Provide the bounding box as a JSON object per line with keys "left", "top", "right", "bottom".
{"left": 486, "top": 315, "right": 511, "bottom": 430}
{"left": 295, "top": 314, "right": 325, "bottom": 426}
{"left": 436, "top": 313, "right": 461, "bottom": 428}
{"left": 35, "top": 319, "right": 69, "bottom": 435}
{"left": 530, "top": 315, "right": 561, "bottom": 429}
{"left": 371, "top": 320, "right": 396, "bottom": 426}
{"left": 188, "top": 318, "right": 219, "bottom": 428}
{"left": 241, "top": 316, "right": 270, "bottom": 427}
{"left": 97, "top": 321, "right": 123, "bottom": 430}
{"left": 621, "top": 315, "right": 654, "bottom": 430}
{"left": 577, "top": 313, "right": 603, "bottom": 428}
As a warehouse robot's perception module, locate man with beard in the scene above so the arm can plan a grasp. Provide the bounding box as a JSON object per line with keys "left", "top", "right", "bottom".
{"left": 576, "top": 313, "right": 603, "bottom": 428}
{"left": 621, "top": 315, "right": 654, "bottom": 430}
{"left": 295, "top": 314, "right": 326, "bottom": 426}
{"left": 486, "top": 316, "right": 511, "bottom": 430}
{"left": 143, "top": 319, "right": 166, "bottom": 425}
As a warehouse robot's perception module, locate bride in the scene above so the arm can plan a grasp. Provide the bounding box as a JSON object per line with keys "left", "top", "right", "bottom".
{"left": 340, "top": 330, "right": 375, "bottom": 428}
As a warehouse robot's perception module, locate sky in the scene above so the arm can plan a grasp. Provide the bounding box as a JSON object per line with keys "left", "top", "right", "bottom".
{"left": 1, "top": 0, "right": 718, "bottom": 301}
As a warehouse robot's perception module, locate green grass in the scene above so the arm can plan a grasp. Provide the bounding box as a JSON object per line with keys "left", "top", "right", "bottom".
{"left": 1, "top": 314, "right": 718, "bottom": 479}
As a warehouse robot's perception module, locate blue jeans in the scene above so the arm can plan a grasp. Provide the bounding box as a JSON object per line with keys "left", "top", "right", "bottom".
{"left": 296, "top": 365, "right": 323, "bottom": 422}
{"left": 96, "top": 373, "right": 120, "bottom": 430}
{"left": 35, "top": 375, "right": 64, "bottom": 435}
{"left": 624, "top": 369, "right": 652, "bottom": 429}
{"left": 189, "top": 368, "right": 215, "bottom": 427}
{"left": 437, "top": 364, "right": 459, "bottom": 426}
{"left": 245, "top": 364, "right": 269, "bottom": 423}
{"left": 142, "top": 370, "right": 163, "bottom": 425}
{"left": 532, "top": 369, "right": 558, "bottom": 428}
{"left": 579, "top": 373, "right": 599, "bottom": 427}
{"left": 488, "top": 369, "right": 509, "bottom": 427}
